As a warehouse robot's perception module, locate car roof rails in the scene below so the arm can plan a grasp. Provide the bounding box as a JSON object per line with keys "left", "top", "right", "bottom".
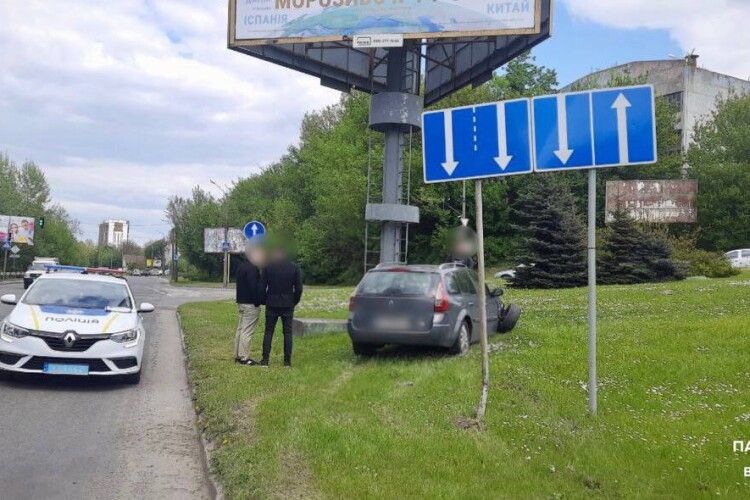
{"left": 439, "top": 262, "right": 467, "bottom": 270}
{"left": 373, "top": 262, "right": 404, "bottom": 270}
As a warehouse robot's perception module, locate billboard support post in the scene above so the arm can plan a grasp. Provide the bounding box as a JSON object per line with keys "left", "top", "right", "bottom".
{"left": 587, "top": 169, "right": 598, "bottom": 415}
{"left": 367, "top": 45, "right": 423, "bottom": 265}
{"left": 380, "top": 47, "right": 406, "bottom": 263}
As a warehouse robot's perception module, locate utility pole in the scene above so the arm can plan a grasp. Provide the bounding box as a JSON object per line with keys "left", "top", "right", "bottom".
{"left": 171, "top": 227, "right": 178, "bottom": 283}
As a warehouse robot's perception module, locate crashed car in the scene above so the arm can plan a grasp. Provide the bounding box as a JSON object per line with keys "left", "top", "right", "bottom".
{"left": 348, "top": 263, "right": 521, "bottom": 356}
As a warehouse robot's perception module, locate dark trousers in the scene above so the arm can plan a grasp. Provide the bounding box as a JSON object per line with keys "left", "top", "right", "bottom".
{"left": 262, "top": 307, "right": 294, "bottom": 364}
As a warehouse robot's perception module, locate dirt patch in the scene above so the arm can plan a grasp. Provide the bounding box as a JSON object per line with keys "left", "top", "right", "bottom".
{"left": 231, "top": 398, "right": 260, "bottom": 443}
{"left": 454, "top": 416, "right": 485, "bottom": 432}
{"left": 271, "top": 448, "right": 321, "bottom": 500}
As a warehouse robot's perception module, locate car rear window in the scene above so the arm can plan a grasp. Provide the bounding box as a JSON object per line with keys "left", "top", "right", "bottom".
{"left": 727, "top": 251, "right": 740, "bottom": 259}
{"left": 358, "top": 271, "right": 438, "bottom": 296}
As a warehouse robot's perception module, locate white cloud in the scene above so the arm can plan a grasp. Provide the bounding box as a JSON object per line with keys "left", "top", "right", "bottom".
{"left": 562, "top": 0, "right": 750, "bottom": 79}
{"left": 0, "top": 0, "right": 339, "bottom": 244}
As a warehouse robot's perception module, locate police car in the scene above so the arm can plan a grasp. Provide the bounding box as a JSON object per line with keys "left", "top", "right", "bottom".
{"left": 0, "top": 266, "right": 154, "bottom": 383}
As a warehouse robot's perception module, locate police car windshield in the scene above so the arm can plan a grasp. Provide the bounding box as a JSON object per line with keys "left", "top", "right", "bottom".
{"left": 23, "top": 279, "right": 132, "bottom": 310}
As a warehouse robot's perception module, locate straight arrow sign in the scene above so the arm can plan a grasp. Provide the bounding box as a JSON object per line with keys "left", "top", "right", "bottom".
{"left": 554, "top": 95, "right": 574, "bottom": 164}
{"left": 442, "top": 110, "right": 458, "bottom": 175}
{"left": 494, "top": 102, "right": 512, "bottom": 170}
{"left": 612, "top": 93, "right": 631, "bottom": 164}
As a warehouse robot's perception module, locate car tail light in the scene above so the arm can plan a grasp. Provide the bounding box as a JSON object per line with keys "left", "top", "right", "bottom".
{"left": 348, "top": 295, "right": 356, "bottom": 311}
{"left": 434, "top": 281, "right": 449, "bottom": 313}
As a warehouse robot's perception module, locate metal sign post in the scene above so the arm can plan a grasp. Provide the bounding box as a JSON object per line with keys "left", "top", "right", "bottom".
{"left": 587, "top": 169, "right": 598, "bottom": 414}
{"left": 474, "top": 180, "right": 490, "bottom": 420}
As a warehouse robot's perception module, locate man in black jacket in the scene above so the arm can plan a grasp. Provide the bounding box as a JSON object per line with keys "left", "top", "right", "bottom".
{"left": 234, "top": 247, "right": 265, "bottom": 365}
{"left": 260, "top": 248, "right": 303, "bottom": 367}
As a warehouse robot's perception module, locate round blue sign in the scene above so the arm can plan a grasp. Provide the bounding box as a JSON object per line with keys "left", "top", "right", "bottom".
{"left": 243, "top": 221, "right": 266, "bottom": 241}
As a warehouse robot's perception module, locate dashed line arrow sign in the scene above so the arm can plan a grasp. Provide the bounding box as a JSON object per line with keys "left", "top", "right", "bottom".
{"left": 422, "top": 84, "right": 655, "bottom": 182}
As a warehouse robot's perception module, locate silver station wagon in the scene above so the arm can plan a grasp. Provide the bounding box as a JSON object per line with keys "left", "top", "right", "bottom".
{"left": 347, "top": 263, "right": 521, "bottom": 356}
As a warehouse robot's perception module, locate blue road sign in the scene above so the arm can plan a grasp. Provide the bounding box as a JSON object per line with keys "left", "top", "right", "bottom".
{"left": 533, "top": 85, "right": 656, "bottom": 172}
{"left": 423, "top": 98, "right": 533, "bottom": 183}
{"left": 243, "top": 220, "right": 266, "bottom": 241}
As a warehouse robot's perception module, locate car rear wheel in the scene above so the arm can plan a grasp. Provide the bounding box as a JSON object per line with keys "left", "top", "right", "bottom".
{"left": 352, "top": 342, "right": 380, "bottom": 357}
{"left": 450, "top": 322, "right": 471, "bottom": 355}
{"left": 123, "top": 370, "right": 141, "bottom": 385}
{"left": 498, "top": 303, "right": 521, "bottom": 333}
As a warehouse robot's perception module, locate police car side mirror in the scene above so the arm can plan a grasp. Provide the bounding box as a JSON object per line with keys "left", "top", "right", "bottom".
{"left": 490, "top": 288, "right": 504, "bottom": 298}
{"left": 138, "top": 302, "right": 155, "bottom": 313}
{"left": 1, "top": 294, "right": 17, "bottom": 305}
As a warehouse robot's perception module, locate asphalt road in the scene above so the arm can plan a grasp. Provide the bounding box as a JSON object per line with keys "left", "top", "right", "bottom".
{"left": 0, "top": 276, "right": 232, "bottom": 499}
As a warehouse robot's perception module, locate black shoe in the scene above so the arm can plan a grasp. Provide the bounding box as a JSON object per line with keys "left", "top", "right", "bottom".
{"left": 243, "top": 359, "right": 259, "bottom": 366}
{"left": 284, "top": 361, "right": 292, "bottom": 368}
{"left": 259, "top": 360, "right": 269, "bottom": 367}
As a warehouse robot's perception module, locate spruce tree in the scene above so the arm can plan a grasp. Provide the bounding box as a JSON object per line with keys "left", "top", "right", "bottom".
{"left": 599, "top": 210, "right": 684, "bottom": 284}
{"left": 510, "top": 176, "right": 587, "bottom": 289}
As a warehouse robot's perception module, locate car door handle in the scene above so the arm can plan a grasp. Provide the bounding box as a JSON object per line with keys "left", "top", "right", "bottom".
{"left": 467, "top": 302, "right": 474, "bottom": 306}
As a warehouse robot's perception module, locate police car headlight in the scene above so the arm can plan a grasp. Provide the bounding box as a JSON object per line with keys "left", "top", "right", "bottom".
{"left": 110, "top": 329, "right": 139, "bottom": 347}
{"left": 1, "top": 322, "right": 29, "bottom": 342}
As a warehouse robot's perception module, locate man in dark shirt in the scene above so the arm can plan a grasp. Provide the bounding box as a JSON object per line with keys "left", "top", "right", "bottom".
{"left": 234, "top": 247, "right": 265, "bottom": 365}
{"left": 260, "top": 248, "right": 303, "bottom": 367}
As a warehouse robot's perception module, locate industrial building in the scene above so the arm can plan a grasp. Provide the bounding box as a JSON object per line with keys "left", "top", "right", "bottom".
{"left": 98, "top": 219, "right": 130, "bottom": 248}
{"left": 563, "top": 55, "right": 750, "bottom": 153}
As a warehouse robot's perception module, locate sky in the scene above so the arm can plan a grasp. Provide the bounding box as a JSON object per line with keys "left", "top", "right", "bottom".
{"left": 1, "top": 0, "right": 749, "bottom": 244}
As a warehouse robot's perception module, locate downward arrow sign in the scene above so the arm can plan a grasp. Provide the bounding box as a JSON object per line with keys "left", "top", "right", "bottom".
{"left": 612, "top": 93, "right": 631, "bottom": 164}
{"left": 494, "top": 103, "right": 513, "bottom": 170}
{"left": 554, "top": 95, "right": 574, "bottom": 164}
{"left": 441, "top": 110, "right": 459, "bottom": 175}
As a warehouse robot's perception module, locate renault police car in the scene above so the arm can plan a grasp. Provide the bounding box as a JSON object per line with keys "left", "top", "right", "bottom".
{"left": 0, "top": 266, "right": 154, "bottom": 383}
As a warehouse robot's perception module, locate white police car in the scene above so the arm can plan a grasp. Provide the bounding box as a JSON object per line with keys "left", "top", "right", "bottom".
{"left": 0, "top": 268, "right": 154, "bottom": 383}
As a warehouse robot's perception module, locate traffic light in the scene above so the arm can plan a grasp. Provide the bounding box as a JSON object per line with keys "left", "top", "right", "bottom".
{"left": 36, "top": 217, "right": 45, "bottom": 229}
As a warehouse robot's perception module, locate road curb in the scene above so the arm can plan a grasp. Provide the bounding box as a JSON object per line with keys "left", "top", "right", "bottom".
{"left": 176, "top": 311, "right": 225, "bottom": 500}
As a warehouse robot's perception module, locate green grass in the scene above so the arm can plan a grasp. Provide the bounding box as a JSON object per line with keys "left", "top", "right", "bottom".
{"left": 179, "top": 272, "right": 750, "bottom": 498}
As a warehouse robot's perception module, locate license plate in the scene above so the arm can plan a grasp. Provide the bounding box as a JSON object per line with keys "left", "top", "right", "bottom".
{"left": 43, "top": 362, "right": 89, "bottom": 375}
{"left": 374, "top": 316, "right": 411, "bottom": 331}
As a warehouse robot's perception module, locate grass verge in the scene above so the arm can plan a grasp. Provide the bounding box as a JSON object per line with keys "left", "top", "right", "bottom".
{"left": 179, "top": 272, "right": 750, "bottom": 498}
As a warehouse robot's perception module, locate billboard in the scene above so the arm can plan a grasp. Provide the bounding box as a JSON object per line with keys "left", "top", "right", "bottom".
{"left": 204, "top": 228, "right": 247, "bottom": 254}
{"left": 605, "top": 180, "right": 698, "bottom": 224}
{"left": 0, "top": 215, "right": 36, "bottom": 246}
{"left": 229, "top": 0, "right": 542, "bottom": 46}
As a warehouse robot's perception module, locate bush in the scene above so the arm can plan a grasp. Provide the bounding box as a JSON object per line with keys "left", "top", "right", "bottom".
{"left": 670, "top": 238, "right": 739, "bottom": 278}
